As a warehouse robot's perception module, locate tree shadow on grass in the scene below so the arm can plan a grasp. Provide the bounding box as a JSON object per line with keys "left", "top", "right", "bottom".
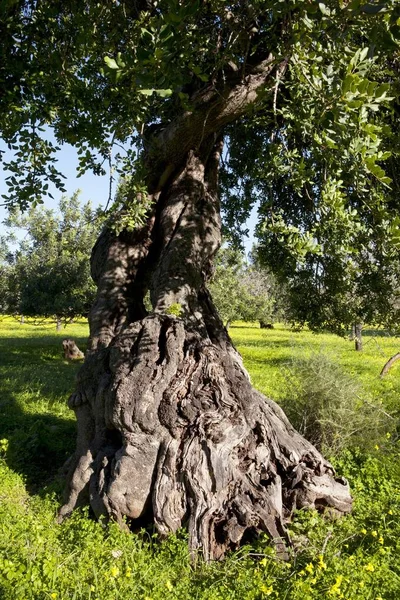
{"left": 0, "top": 335, "right": 86, "bottom": 497}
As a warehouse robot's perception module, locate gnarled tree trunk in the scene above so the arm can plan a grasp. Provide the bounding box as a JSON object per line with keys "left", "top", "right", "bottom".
{"left": 59, "top": 62, "right": 352, "bottom": 561}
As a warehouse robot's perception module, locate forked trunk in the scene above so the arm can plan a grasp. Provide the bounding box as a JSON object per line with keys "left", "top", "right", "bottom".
{"left": 59, "top": 139, "right": 352, "bottom": 560}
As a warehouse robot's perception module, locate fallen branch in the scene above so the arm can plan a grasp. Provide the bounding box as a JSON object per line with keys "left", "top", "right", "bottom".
{"left": 380, "top": 352, "right": 400, "bottom": 378}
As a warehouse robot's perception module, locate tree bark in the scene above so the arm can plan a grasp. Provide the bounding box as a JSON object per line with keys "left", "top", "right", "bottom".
{"left": 59, "top": 64, "right": 352, "bottom": 560}
{"left": 352, "top": 323, "right": 363, "bottom": 352}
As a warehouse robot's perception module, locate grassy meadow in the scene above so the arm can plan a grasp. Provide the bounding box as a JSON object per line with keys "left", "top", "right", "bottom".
{"left": 0, "top": 317, "right": 400, "bottom": 599}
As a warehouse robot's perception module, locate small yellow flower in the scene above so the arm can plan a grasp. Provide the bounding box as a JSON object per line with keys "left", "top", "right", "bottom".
{"left": 110, "top": 565, "right": 120, "bottom": 578}
{"left": 125, "top": 568, "right": 132, "bottom": 578}
{"left": 388, "top": 509, "right": 393, "bottom": 515}
{"left": 386, "top": 432, "right": 391, "bottom": 439}
{"left": 260, "top": 584, "right": 273, "bottom": 595}
{"left": 375, "top": 444, "right": 380, "bottom": 450}
{"left": 305, "top": 562, "right": 314, "bottom": 573}
{"left": 165, "top": 580, "right": 173, "bottom": 591}
{"left": 329, "top": 575, "right": 343, "bottom": 595}
{"left": 378, "top": 536, "right": 384, "bottom": 544}
{"left": 365, "top": 563, "right": 375, "bottom": 572}
{"left": 50, "top": 594, "right": 57, "bottom": 600}
{"left": 90, "top": 585, "right": 95, "bottom": 592}
{"left": 360, "top": 528, "right": 367, "bottom": 535}
{"left": 371, "top": 530, "right": 378, "bottom": 537}
{"left": 318, "top": 555, "right": 327, "bottom": 570}
{"left": 260, "top": 557, "right": 268, "bottom": 567}
{"left": 348, "top": 555, "right": 355, "bottom": 561}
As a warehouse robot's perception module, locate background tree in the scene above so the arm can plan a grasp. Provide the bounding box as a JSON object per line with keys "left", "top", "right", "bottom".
{"left": 3, "top": 193, "right": 103, "bottom": 329}
{"left": 209, "top": 246, "right": 285, "bottom": 328}
{"left": 2, "top": 0, "right": 399, "bottom": 559}
{"left": 208, "top": 246, "right": 249, "bottom": 328}
{"left": 240, "top": 263, "right": 287, "bottom": 327}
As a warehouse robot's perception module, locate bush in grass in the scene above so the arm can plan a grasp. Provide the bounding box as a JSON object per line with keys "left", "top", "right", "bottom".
{"left": 280, "top": 352, "right": 392, "bottom": 456}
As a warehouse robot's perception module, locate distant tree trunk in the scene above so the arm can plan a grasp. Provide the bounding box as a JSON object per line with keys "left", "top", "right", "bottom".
{"left": 56, "top": 317, "right": 62, "bottom": 331}
{"left": 59, "top": 61, "right": 352, "bottom": 560}
{"left": 20, "top": 315, "right": 24, "bottom": 324}
{"left": 352, "top": 323, "right": 363, "bottom": 352}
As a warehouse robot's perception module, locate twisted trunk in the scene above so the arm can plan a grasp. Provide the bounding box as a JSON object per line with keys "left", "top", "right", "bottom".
{"left": 59, "top": 64, "right": 352, "bottom": 560}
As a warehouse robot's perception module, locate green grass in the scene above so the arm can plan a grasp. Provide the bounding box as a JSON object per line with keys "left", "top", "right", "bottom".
{"left": 0, "top": 317, "right": 400, "bottom": 599}
{"left": 233, "top": 321, "right": 400, "bottom": 406}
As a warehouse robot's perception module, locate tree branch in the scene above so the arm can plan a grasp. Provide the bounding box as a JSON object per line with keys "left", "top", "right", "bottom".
{"left": 147, "top": 55, "right": 287, "bottom": 192}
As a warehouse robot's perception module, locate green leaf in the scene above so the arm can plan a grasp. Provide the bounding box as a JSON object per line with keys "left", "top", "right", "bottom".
{"left": 319, "top": 3, "right": 331, "bottom": 15}
{"left": 155, "top": 89, "right": 173, "bottom": 98}
{"left": 359, "top": 47, "right": 369, "bottom": 62}
{"left": 104, "top": 56, "right": 119, "bottom": 70}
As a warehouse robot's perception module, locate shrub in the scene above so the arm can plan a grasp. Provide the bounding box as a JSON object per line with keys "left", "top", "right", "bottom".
{"left": 280, "top": 351, "right": 392, "bottom": 456}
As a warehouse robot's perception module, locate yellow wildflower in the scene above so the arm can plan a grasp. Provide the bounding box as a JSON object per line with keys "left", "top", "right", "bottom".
{"left": 90, "top": 585, "right": 95, "bottom": 592}
{"left": 329, "top": 575, "right": 343, "bottom": 595}
{"left": 375, "top": 444, "right": 380, "bottom": 450}
{"left": 165, "top": 580, "right": 173, "bottom": 591}
{"left": 365, "top": 563, "right": 375, "bottom": 572}
{"left": 260, "top": 584, "right": 273, "bottom": 595}
{"left": 371, "top": 530, "right": 378, "bottom": 537}
{"left": 260, "top": 557, "right": 268, "bottom": 567}
{"left": 318, "top": 555, "right": 327, "bottom": 570}
{"left": 388, "top": 509, "right": 393, "bottom": 515}
{"left": 386, "top": 432, "right": 391, "bottom": 439}
{"left": 50, "top": 594, "right": 57, "bottom": 600}
{"left": 110, "top": 565, "right": 120, "bottom": 578}
{"left": 378, "top": 536, "right": 384, "bottom": 544}
{"left": 360, "top": 528, "right": 367, "bottom": 535}
{"left": 305, "top": 563, "right": 314, "bottom": 574}
{"left": 125, "top": 568, "right": 132, "bottom": 578}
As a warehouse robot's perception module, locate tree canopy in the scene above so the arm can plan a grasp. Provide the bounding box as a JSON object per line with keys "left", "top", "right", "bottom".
{"left": 1, "top": 1, "right": 399, "bottom": 212}
{"left": 2, "top": 2, "right": 400, "bottom": 334}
